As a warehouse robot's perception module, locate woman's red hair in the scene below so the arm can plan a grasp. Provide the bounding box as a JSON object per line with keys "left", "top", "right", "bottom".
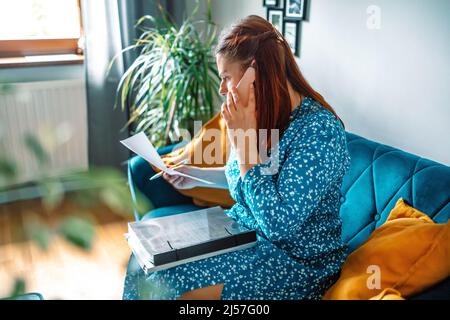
{"left": 215, "top": 15, "right": 342, "bottom": 151}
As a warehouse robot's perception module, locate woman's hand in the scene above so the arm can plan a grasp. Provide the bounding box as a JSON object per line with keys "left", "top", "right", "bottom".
{"left": 163, "top": 165, "right": 229, "bottom": 190}
{"left": 221, "top": 84, "right": 257, "bottom": 136}
{"left": 221, "top": 84, "right": 260, "bottom": 178}
{"left": 162, "top": 165, "right": 205, "bottom": 190}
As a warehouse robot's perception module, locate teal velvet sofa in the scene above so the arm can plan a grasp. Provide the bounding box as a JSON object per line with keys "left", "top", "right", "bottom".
{"left": 123, "top": 132, "right": 450, "bottom": 300}
{"left": 1, "top": 293, "right": 44, "bottom": 300}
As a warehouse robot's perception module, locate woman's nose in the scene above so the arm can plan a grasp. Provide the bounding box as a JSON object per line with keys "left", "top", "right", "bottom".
{"left": 219, "top": 83, "right": 228, "bottom": 96}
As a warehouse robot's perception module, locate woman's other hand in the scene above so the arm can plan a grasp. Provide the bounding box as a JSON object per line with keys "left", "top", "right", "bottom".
{"left": 162, "top": 165, "right": 205, "bottom": 190}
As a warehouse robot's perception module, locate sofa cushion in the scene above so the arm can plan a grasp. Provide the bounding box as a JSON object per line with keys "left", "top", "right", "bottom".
{"left": 323, "top": 198, "right": 450, "bottom": 300}
{"left": 340, "top": 133, "right": 450, "bottom": 252}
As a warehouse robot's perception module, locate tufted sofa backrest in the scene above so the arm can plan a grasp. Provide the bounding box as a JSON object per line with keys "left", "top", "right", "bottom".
{"left": 340, "top": 133, "right": 450, "bottom": 253}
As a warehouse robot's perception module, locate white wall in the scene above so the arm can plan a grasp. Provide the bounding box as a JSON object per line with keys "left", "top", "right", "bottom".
{"left": 199, "top": 0, "right": 450, "bottom": 165}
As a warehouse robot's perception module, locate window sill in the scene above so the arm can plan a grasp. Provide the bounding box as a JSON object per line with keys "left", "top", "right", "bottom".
{"left": 0, "top": 54, "right": 84, "bottom": 69}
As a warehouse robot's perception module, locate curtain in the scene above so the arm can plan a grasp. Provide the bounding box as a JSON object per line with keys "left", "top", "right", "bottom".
{"left": 81, "top": 0, "right": 182, "bottom": 171}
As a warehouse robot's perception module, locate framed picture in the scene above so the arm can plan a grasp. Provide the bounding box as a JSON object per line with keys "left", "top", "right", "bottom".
{"left": 284, "top": 0, "right": 306, "bottom": 20}
{"left": 267, "top": 9, "right": 284, "bottom": 33}
{"left": 263, "top": 0, "right": 280, "bottom": 7}
{"left": 283, "top": 21, "right": 300, "bottom": 56}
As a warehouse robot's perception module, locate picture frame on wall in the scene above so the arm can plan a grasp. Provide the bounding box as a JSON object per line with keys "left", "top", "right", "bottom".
{"left": 263, "top": 0, "right": 280, "bottom": 8}
{"left": 284, "top": 0, "right": 305, "bottom": 20}
{"left": 283, "top": 20, "right": 300, "bottom": 57}
{"left": 267, "top": 9, "right": 284, "bottom": 33}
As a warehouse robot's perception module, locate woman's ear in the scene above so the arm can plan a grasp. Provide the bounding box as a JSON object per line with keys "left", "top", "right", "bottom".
{"left": 251, "top": 59, "right": 257, "bottom": 68}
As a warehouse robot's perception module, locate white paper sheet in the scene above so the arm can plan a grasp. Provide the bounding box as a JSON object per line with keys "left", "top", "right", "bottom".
{"left": 120, "top": 132, "right": 215, "bottom": 185}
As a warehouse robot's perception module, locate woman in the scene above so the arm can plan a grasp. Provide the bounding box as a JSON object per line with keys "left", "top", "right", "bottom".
{"left": 126, "top": 15, "right": 351, "bottom": 300}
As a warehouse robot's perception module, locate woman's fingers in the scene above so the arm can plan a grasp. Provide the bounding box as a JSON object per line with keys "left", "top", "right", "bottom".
{"left": 163, "top": 172, "right": 177, "bottom": 182}
{"left": 230, "top": 86, "right": 240, "bottom": 109}
{"left": 248, "top": 83, "right": 256, "bottom": 111}
{"left": 227, "top": 92, "right": 237, "bottom": 113}
{"left": 162, "top": 172, "right": 170, "bottom": 182}
{"left": 221, "top": 102, "right": 231, "bottom": 121}
{"left": 162, "top": 172, "right": 173, "bottom": 182}
{"left": 162, "top": 172, "right": 183, "bottom": 187}
{"left": 171, "top": 164, "right": 192, "bottom": 174}
{"left": 170, "top": 164, "right": 183, "bottom": 171}
{"left": 171, "top": 175, "right": 183, "bottom": 185}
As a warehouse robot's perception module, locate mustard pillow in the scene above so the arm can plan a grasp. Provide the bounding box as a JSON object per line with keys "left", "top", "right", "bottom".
{"left": 323, "top": 198, "right": 450, "bottom": 300}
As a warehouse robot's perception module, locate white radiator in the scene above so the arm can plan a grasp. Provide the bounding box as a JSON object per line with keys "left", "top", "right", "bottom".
{"left": 0, "top": 80, "right": 88, "bottom": 187}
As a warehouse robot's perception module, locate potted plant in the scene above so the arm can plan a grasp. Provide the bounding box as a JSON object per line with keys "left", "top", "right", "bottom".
{"left": 114, "top": 0, "right": 221, "bottom": 147}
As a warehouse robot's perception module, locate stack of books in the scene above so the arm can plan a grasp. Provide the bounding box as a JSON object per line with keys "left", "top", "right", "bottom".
{"left": 125, "top": 206, "right": 257, "bottom": 273}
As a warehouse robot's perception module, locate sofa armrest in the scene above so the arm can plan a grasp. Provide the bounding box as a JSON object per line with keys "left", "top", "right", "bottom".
{"left": 2, "top": 292, "right": 44, "bottom": 300}
{"left": 127, "top": 143, "right": 192, "bottom": 221}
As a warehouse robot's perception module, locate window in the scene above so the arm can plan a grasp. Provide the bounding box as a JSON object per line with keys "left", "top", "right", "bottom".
{"left": 0, "top": 0, "right": 83, "bottom": 61}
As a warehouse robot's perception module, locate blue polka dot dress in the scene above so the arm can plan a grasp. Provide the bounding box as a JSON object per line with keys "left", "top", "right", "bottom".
{"left": 123, "top": 97, "right": 351, "bottom": 300}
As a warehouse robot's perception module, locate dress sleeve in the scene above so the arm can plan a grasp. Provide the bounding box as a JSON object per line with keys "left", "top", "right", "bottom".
{"left": 240, "top": 114, "right": 349, "bottom": 242}
{"left": 224, "top": 149, "right": 262, "bottom": 230}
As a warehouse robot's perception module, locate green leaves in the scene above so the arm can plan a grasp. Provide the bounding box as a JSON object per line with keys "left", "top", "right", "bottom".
{"left": 23, "top": 212, "right": 93, "bottom": 252}
{"left": 115, "top": 0, "right": 221, "bottom": 147}
{"left": 58, "top": 216, "right": 96, "bottom": 250}
{"left": 0, "top": 133, "right": 152, "bottom": 252}
{"left": 0, "top": 158, "right": 17, "bottom": 183}
{"left": 0, "top": 83, "right": 13, "bottom": 95}
{"left": 9, "top": 278, "right": 26, "bottom": 298}
{"left": 25, "top": 214, "right": 52, "bottom": 251}
{"left": 206, "top": 0, "right": 213, "bottom": 24}
{"left": 39, "top": 180, "right": 65, "bottom": 211}
{"left": 24, "top": 133, "right": 50, "bottom": 166}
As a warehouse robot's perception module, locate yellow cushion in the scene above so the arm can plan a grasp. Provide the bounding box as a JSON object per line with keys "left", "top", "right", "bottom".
{"left": 369, "top": 288, "right": 405, "bottom": 300}
{"left": 152, "top": 112, "right": 236, "bottom": 208}
{"left": 323, "top": 198, "right": 450, "bottom": 300}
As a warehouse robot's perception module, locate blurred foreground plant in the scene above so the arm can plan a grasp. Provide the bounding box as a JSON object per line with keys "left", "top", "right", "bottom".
{"left": 0, "top": 128, "right": 151, "bottom": 252}
{"left": 0, "top": 127, "right": 152, "bottom": 298}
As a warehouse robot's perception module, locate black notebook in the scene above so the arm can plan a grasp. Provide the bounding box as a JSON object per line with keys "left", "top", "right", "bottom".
{"left": 125, "top": 206, "right": 257, "bottom": 273}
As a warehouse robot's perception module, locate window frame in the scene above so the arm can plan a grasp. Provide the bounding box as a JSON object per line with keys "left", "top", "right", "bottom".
{"left": 0, "top": 0, "right": 83, "bottom": 59}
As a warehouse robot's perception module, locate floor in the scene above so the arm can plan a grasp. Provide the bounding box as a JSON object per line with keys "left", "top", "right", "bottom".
{"left": 0, "top": 197, "right": 132, "bottom": 300}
